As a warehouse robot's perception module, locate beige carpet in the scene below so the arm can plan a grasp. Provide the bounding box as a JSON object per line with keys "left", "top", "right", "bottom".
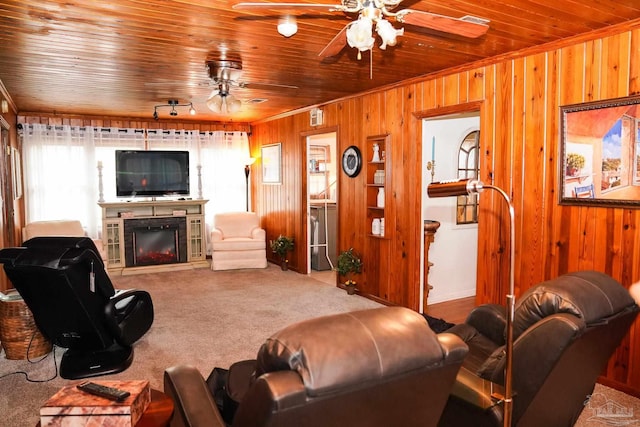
{"left": 0, "top": 264, "right": 637, "bottom": 426}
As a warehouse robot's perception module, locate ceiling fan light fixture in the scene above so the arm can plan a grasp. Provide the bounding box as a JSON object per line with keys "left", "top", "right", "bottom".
{"left": 206, "top": 92, "right": 241, "bottom": 114}
{"left": 346, "top": 17, "right": 375, "bottom": 52}
{"left": 278, "top": 17, "right": 298, "bottom": 37}
{"left": 376, "top": 19, "right": 404, "bottom": 49}
{"left": 226, "top": 94, "right": 242, "bottom": 113}
{"left": 206, "top": 93, "right": 224, "bottom": 113}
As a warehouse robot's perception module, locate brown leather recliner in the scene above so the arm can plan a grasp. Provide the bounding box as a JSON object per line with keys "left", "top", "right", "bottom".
{"left": 164, "top": 306, "right": 468, "bottom": 427}
{"left": 438, "top": 270, "right": 639, "bottom": 427}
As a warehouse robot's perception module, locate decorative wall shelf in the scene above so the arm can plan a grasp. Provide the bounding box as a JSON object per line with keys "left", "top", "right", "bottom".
{"left": 366, "top": 135, "right": 390, "bottom": 239}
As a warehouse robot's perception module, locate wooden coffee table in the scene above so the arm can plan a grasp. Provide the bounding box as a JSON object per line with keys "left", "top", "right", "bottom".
{"left": 36, "top": 388, "right": 174, "bottom": 427}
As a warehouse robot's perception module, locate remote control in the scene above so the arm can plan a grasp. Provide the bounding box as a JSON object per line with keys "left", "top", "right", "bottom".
{"left": 77, "top": 381, "right": 131, "bottom": 402}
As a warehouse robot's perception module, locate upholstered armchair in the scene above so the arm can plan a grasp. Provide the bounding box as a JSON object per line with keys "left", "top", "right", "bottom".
{"left": 438, "top": 271, "right": 639, "bottom": 427}
{"left": 210, "top": 212, "right": 267, "bottom": 271}
{"left": 23, "top": 219, "right": 106, "bottom": 261}
{"left": 164, "top": 307, "right": 468, "bottom": 427}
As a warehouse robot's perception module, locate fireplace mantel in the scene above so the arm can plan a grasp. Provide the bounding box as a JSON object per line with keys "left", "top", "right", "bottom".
{"left": 99, "top": 199, "right": 209, "bottom": 275}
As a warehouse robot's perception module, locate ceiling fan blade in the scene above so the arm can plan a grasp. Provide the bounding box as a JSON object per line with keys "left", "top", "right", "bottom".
{"left": 233, "top": 2, "right": 343, "bottom": 12}
{"left": 396, "top": 10, "right": 489, "bottom": 38}
{"left": 240, "top": 81, "right": 299, "bottom": 90}
{"left": 318, "top": 24, "right": 348, "bottom": 58}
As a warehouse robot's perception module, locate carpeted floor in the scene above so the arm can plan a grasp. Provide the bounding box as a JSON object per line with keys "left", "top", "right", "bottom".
{"left": 0, "top": 264, "right": 637, "bottom": 426}
{"left": 0, "top": 264, "right": 382, "bottom": 426}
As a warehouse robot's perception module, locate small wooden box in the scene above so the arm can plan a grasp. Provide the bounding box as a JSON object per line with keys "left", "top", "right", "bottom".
{"left": 40, "top": 380, "right": 150, "bottom": 427}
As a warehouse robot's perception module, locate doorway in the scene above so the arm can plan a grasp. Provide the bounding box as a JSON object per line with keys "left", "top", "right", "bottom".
{"left": 422, "top": 113, "right": 480, "bottom": 306}
{"left": 306, "top": 132, "right": 337, "bottom": 284}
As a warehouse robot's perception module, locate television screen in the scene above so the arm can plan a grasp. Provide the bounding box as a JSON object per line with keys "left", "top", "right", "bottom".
{"left": 116, "top": 150, "right": 190, "bottom": 197}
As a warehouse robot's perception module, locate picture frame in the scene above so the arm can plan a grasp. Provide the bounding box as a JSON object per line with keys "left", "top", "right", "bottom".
{"left": 559, "top": 95, "right": 640, "bottom": 207}
{"left": 261, "top": 143, "right": 282, "bottom": 184}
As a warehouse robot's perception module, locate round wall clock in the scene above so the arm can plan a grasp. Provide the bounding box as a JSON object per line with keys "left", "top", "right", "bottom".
{"left": 342, "top": 146, "right": 362, "bottom": 178}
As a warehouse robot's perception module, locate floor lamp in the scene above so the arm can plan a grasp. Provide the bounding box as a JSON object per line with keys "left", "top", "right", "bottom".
{"left": 427, "top": 178, "right": 515, "bottom": 427}
{"left": 244, "top": 158, "right": 256, "bottom": 212}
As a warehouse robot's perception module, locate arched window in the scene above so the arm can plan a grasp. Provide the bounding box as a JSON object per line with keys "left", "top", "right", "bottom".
{"left": 456, "top": 130, "right": 480, "bottom": 224}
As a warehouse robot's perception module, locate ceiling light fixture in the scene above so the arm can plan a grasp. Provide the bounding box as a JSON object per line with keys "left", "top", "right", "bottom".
{"left": 152, "top": 99, "right": 196, "bottom": 120}
{"left": 206, "top": 82, "right": 242, "bottom": 114}
{"left": 277, "top": 16, "right": 297, "bottom": 37}
{"left": 346, "top": 11, "right": 404, "bottom": 60}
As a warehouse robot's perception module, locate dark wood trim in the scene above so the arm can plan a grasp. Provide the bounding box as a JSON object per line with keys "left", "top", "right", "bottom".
{"left": 413, "top": 101, "right": 484, "bottom": 119}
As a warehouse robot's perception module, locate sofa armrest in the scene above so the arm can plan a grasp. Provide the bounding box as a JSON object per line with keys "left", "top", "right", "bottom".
{"left": 437, "top": 332, "right": 469, "bottom": 364}
{"left": 211, "top": 228, "right": 223, "bottom": 242}
{"left": 466, "top": 304, "right": 507, "bottom": 346}
{"left": 251, "top": 227, "right": 266, "bottom": 240}
{"left": 164, "top": 365, "right": 226, "bottom": 427}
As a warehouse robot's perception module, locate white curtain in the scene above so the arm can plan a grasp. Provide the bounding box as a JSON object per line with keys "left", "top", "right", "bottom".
{"left": 199, "top": 131, "right": 250, "bottom": 222}
{"left": 21, "top": 125, "right": 249, "bottom": 239}
{"left": 147, "top": 129, "right": 201, "bottom": 198}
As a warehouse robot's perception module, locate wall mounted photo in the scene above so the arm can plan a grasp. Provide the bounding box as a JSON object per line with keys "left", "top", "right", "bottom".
{"left": 261, "top": 143, "right": 282, "bottom": 184}
{"left": 560, "top": 95, "right": 640, "bottom": 207}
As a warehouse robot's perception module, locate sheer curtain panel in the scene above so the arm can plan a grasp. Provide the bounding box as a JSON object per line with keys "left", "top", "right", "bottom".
{"left": 21, "top": 125, "right": 145, "bottom": 238}
{"left": 21, "top": 126, "right": 250, "bottom": 241}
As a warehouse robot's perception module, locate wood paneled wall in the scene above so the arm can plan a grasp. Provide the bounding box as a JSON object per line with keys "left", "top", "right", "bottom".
{"left": 0, "top": 82, "right": 19, "bottom": 292}
{"left": 250, "top": 23, "right": 640, "bottom": 394}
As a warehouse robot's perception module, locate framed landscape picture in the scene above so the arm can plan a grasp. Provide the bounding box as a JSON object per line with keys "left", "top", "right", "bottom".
{"left": 261, "top": 143, "right": 282, "bottom": 184}
{"left": 559, "top": 95, "right": 640, "bottom": 207}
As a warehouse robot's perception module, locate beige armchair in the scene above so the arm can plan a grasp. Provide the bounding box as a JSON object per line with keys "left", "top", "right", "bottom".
{"left": 23, "top": 220, "right": 106, "bottom": 262}
{"left": 210, "top": 212, "right": 267, "bottom": 271}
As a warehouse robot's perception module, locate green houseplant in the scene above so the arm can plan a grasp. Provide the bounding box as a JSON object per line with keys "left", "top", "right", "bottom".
{"left": 270, "top": 235, "right": 294, "bottom": 270}
{"left": 335, "top": 248, "right": 363, "bottom": 294}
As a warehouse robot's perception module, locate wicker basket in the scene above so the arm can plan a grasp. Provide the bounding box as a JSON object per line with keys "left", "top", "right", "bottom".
{"left": 0, "top": 298, "right": 52, "bottom": 359}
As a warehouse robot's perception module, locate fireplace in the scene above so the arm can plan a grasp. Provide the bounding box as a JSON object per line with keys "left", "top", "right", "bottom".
{"left": 123, "top": 217, "right": 187, "bottom": 267}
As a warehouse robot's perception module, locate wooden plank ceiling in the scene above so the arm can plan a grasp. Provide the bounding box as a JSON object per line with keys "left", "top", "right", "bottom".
{"left": 0, "top": 0, "right": 639, "bottom": 123}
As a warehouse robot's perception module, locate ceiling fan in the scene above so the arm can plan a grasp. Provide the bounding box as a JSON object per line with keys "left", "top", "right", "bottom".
{"left": 233, "top": 0, "right": 490, "bottom": 59}
{"left": 205, "top": 60, "right": 298, "bottom": 114}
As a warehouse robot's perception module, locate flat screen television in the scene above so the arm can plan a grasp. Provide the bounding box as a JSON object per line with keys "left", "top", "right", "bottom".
{"left": 116, "top": 150, "right": 190, "bottom": 197}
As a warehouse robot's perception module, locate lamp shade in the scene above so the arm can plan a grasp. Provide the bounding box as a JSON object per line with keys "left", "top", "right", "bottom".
{"left": 376, "top": 19, "right": 404, "bottom": 50}
{"left": 346, "top": 17, "right": 375, "bottom": 52}
{"left": 206, "top": 93, "right": 223, "bottom": 113}
{"left": 206, "top": 92, "right": 241, "bottom": 114}
{"left": 226, "top": 94, "right": 242, "bottom": 113}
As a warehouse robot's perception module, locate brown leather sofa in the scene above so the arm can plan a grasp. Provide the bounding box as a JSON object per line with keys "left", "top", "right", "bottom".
{"left": 438, "top": 270, "right": 639, "bottom": 427}
{"left": 164, "top": 306, "right": 468, "bottom": 427}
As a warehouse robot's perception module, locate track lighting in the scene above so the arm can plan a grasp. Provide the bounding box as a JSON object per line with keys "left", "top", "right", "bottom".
{"left": 152, "top": 99, "right": 196, "bottom": 120}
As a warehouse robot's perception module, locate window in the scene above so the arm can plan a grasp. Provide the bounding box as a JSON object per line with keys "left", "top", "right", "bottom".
{"left": 456, "top": 130, "right": 480, "bottom": 224}
{"left": 21, "top": 125, "right": 250, "bottom": 239}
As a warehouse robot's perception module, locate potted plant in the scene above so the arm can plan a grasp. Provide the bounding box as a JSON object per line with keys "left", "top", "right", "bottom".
{"left": 270, "top": 235, "right": 294, "bottom": 270}
{"left": 335, "top": 248, "right": 363, "bottom": 295}
{"left": 566, "top": 153, "right": 586, "bottom": 176}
